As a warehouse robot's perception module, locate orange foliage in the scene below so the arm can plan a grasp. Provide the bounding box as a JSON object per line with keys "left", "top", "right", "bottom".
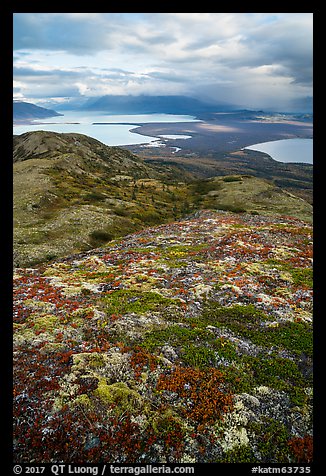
{"left": 156, "top": 367, "right": 233, "bottom": 426}
{"left": 288, "top": 435, "right": 313, "bottom": 463}
{"left": 129, "top": 346, "right": 158, "bottom": 380}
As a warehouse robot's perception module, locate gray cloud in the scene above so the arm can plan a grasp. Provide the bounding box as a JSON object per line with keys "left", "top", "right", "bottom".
{"left": 13, "top": 66, "right": 82, "bottom": 77}
{"left": 14, "top": 13, "right": 110, "bottom": 54}
{"left": 13, "top": 13, "right": 313, "bottom": 111}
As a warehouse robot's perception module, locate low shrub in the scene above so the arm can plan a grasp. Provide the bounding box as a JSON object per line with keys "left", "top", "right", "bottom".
{"left": 181, "top": 344, "right": 217, "bottom": 369}
{"left": 288, "top": 435, "right": 313, "bottom": 463}
{"left": 89, "top": 230, "right": 113, "bottom": 244}
{"left": 222, "top": 176, "right": 243, "bottom": 183}
{"left": 157, "top": 366, "right": 234, "bottom": 426}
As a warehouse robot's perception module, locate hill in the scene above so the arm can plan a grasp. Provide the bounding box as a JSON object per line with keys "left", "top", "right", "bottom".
{"left": 13, "top": 209, "right": 313, "bottom": 463}
{"left": 13, "top": 131, "right": 187, "bottom": 266}
{"left": 13, "top": 101, "right": 63, "bottom": 121}
{"left": 13, "top": 131, "right": 312, "bottom": 267}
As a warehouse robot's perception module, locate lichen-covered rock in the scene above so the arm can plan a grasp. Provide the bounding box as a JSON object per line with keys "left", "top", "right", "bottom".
{"left": 13, "top": 210, "right": 313, "bottom": 463}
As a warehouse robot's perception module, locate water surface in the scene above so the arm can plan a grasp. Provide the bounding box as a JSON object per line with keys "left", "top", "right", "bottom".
{"left": 245, "top": 138, "right": 313, "bottom": 164}
{"left": 13, "top": 111, "right": 198, "bottom": 146}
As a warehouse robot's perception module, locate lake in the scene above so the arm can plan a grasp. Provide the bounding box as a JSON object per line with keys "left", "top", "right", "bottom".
{"left": 13, "top": 111, "right": 199, "bottom": 147}
{"left": 245, "top": 138, "right": 313, "bottom": 164}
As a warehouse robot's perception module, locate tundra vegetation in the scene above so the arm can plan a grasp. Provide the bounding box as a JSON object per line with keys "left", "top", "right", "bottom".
{"left": 13, "top": 132, "right": 313, "bottom": 463}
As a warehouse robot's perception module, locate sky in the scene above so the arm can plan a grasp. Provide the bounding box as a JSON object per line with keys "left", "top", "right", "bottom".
{"left": 13, "top": 13, "right": 313, "bottom": 112}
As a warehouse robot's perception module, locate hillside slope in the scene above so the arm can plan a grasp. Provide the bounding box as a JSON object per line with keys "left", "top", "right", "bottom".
{"left": 13, "top": 101, "right": 62, "bottom": 121}
{"left": 13, "top": 210, "right": 313, "bottom": 463}
{"left": 13, "top": 131, "right": 191, "bottom": 266}
{"left": 13, "top": 131, "right": 312, "bottom": 267}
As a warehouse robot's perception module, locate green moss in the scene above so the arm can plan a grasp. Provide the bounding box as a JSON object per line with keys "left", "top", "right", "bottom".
{"left": 150, "top": 409, "right": 186, "bottom": 451}
{"left": 265, "top": 321, "right": 312, "bottom": 357}
{"left": 220, "top": 364, "right": 255, "bottom": 394}
{"left": 74, "top": 394, "right": 94, "bottom": 409}
{"left": 290, "top": 268, "right": 313, "bottom": 288}
{"left": 93, "top": 380, "right": 143, "bottom": 414}
{"left": 142, "top": 322, "right": 239, "bottom": 371}
{"left": 212, "top": 302, "right": 269, "bottom": 322}
{"left": 32, "top": 315, "right": 61, "bottom": 332}
{"left": 87, "top": 353, "right": 107, "bottom": 369}
{"left": 212, "top": 344, "right": 310, "bottom": 406}
{"left": 151, "top": 409, "right": 185, "bottom": 435}
{"left": 288, "top": 386, "right": 311, "bottom": 407}
{"left": 248, "top": 354, "right": 304, "bottom": 386}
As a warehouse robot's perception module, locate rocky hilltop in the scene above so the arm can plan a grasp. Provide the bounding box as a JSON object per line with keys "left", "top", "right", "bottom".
{"left": 13, "top": 131, "right": 186, "bottom": 266}
{"left": 13, "top": 209, "right": 313, "bottom": 463}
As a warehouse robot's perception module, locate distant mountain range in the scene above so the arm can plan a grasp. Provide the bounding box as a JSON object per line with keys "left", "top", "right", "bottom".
{"left": 79, "top": 95, "right": 237, "bottom": 115}
{"left": 14, "top": 96, "right": 313, "bottom": 118}
{"left": 13, "top": 101, "right": 63, "bottom": 121}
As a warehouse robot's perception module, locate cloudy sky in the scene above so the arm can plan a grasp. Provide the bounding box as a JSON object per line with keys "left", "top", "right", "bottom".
{"left": 13, "top": 13, "right": 313, "bottom": 112}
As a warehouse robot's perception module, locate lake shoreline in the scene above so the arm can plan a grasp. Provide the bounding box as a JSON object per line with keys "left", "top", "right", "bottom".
{"left": 244, "top": 138, "right": 313, "bottom": 164}
{"left": 13, "top": 110, "right": 313, "bottom": 152}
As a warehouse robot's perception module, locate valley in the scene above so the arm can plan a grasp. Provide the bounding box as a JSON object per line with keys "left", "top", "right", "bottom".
{"left": 129, "top": 109, "right": 313, "bottom": 155}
